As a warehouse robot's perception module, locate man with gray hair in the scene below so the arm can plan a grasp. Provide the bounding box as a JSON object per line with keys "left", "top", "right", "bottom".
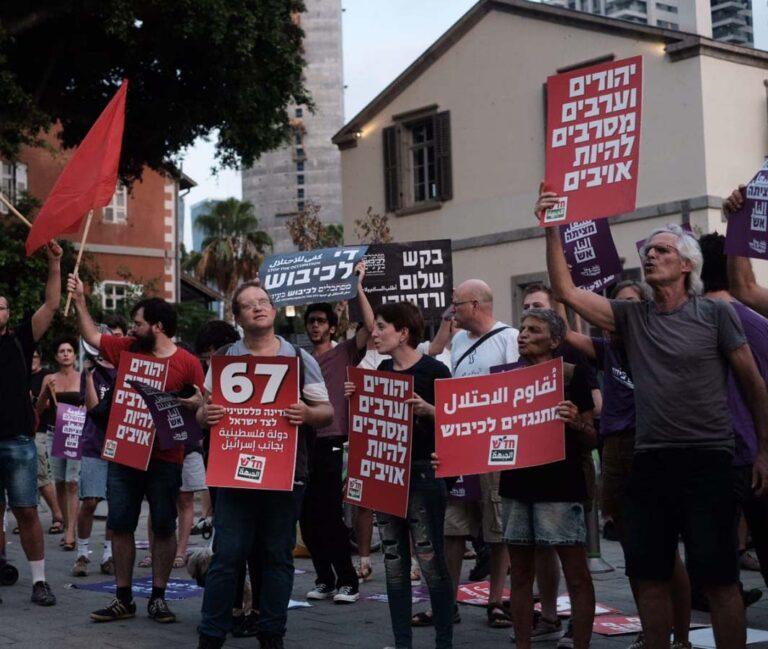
{"left": 538, "top": 186, "right": 768, "bottom": 649}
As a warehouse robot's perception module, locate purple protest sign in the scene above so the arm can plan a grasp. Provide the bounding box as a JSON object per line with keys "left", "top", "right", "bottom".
{"left": 725, "top": 161, "right": 768, "bottom": 260}
{"left": 560, "top": 220, "right": 622, "bottom": 292}
{"left": 448, "top": 475, "right": 482, "bottom": 502}
{"left": 51, "top": 403, "right": 87, "bottom": 460}
{"left": 128, "top": 380, "right": 202, "bottom": 451}
{"left": 636, "top": 222, "right": 694, "bottom": 258}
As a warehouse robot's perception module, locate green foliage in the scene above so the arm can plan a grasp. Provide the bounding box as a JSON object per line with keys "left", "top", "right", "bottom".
{"left": 1, "top": 0, "right": 311, "bottom": 182}
{"left": 175, "top": 300, "right": 215, "bottom": 348}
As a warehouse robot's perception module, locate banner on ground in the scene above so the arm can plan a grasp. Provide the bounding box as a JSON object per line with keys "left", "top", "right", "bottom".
{"left": 207, "top": 356, "right": 299, "bottom": 490}
{"left": 259, "top": 246, "right": 368, "bottom": 307}
{"left": 129, "top": 381, "right": 202, "bottom": 451}
{"left": 560, "top": 219, "right": 622, "bottom": 292}
{"left": 349, "top": 240, "right": 452, "bottom": 321}
{"left": 344, "top": 367, "right": 413, "bottom": 518}
{"left": 102, "top": 352, "right": 169, "bottom": 470}
{"left": 535, "top": 595, "right": 620, "bottom": 618}
{"left": 592, "top": 616, "right": 708, "bottom": 636}
{"left": 51, "top": 403, "right": 87, "bottom": 460}
{"left": 434, "top": 358, "right": 565, "bottom": 478}
{"left": 543, "top": 56, "right": 643, "bottom": 226}
{"left": 456, "top": 581, "right": 511, "bottom": 607}
{"left": 725, "top": 160, "right": 768, "bottom": 260}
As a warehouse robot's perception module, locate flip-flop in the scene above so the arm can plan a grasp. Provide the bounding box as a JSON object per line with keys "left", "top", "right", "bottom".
{"left": 138, "top": 555, "right": 152, "bottom": 568}
{"left": 48, "top": 520, "right": 64, "bottom": 534}
{"left": 61, "top": 541, "right": 76, "bottom": 551}
{"left": 487, "top": 602, "right": 513, "bottom": 628}
{"left": 173, "top": 555, "right": 186, "bottom": 569}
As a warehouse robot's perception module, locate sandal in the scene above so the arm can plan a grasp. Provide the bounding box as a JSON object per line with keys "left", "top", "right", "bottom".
{"left": 173, "top": 555, "right": 187, "bottom": 569}
{"left": 61, "top": 540, "right": 76, "bottom": 552}
{"left": 487, "top": 602, "right": 513, "bottom": 628}
{"left": 411, "top": 606, "right": 461, "bottom": 627}
{"left": 138, "top": 555, "right": 152, "bottom": 568}
{"left": 356, "top": 562, "right": 373, "bottom": 581}
{"left": 48, "top": 519, "right": 64, "bottom": 534}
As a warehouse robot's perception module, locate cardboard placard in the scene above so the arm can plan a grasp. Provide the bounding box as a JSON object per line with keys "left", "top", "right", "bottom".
{"left": 51, "top": 403, "right": 87, "bottom": 460}
{"left": 561, "top": 219, "right": 622, "bottom": 292}
{"left": 129, "top": 381, "right": 202, "bottom": 450}
{"left": 725, "top": 160, "right": 768, "bottom": 260}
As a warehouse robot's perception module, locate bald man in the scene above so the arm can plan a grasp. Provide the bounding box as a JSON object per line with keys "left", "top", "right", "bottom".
{"left": 436, "top": 280, "right": 520, "bottom": 627}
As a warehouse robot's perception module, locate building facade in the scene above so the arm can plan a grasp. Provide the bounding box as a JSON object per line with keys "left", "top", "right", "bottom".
{"left": 334, "top": 0, "right": 768, "bottom": 326}
{"left": 241, "top": 0, "right": 345, "bottom": 253}
{"left": 3, "top": 131, "right": 194, "bottom": 310}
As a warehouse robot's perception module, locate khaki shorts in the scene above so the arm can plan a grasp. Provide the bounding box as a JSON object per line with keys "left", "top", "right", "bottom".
{"left": 444, "top": 472, "right": 504, "bottom": 543}
{"left": 35, "top": 432, "right": 51, "bottom": 488}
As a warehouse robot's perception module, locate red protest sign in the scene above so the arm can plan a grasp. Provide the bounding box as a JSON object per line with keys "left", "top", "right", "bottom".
{"left": 543, "top": 56, "right": 642, "bottom": 226}
{"left": 434, "top": 358, "right": 564, "bottom": 478}
{"left": 102, "top": 352, "right": 169, "bottom": 470}
{"left": 344, "top": 367, "right": 414, "bottom": 518}
{"left": 456, "top": 581, "right": 511, "bottom": 607}
{"left": 206, "top": 356, "right": 299, "bottom": 491}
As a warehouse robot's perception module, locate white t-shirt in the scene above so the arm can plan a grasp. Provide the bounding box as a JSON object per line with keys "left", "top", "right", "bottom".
{"left": 416, "top": 340, "right": 452, "bottom": 373}
{"left": 450, "top": 322, "right": 519, "bottom": 378}
{"left": 358, "top": 348, "right": 390, "bottom": 370}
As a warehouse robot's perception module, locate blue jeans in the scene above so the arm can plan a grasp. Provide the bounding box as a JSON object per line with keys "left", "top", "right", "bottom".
{"left": 377, "top": 463, "right": 454, "bottom": 649}
{"left": 199, "top": 484, "right": 305, "bottom": 641}
{"left": 0, "top": 435, "right": 38, "bottom": 508}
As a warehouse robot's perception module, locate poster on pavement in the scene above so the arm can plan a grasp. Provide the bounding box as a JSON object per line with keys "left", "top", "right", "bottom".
{"left": 129, "top": 381, "right": 202, "bottom": 451}
{"left": 592, "top": 616, "right": 708, "bottom": 636}
{"left": 102, "top": 352, "right": 169, "bottom": 470}
{"left": 259, "top": 246, "right": 368, "bottom": 307}
{"left": 543, "top": 55, "right": 643, "bottom": 226}
{"left": 725, "top": 160, "right": 768, "bottom": 260}
{"left": 560, "top": 219, "right": 622, "bottom": 292}
{"left": 51, "top": 403, "right": 87, "bottom": 460}
{"left": 344, "top": 367, "right": 414, "bottom": 518}
{"left": 349, "top": 240, "right": 452, "bottom": 321}
{"left": 434, "top": 358, "right": 565, "bottom": 478}
{"left": 206, "top": 355, "right": 299, "bottom": 490}
{"left": 456, "top": 581, "right": 511, "bottom": 607}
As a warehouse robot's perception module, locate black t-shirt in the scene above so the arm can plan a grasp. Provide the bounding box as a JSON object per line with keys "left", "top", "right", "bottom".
{"left": 0, "top": 319, "right": 36, "bottom": 438}
{"left": 499, "top": 363, "right": 594, "bottom": 502}
{"left": 378, "top": 353, "right": 452, "bottom": 463}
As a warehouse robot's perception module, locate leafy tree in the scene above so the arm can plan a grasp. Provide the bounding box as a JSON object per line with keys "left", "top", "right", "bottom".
{"left": 287, "top": 201, "right": 343, "bottom": 250}
{"left": 175, "top": 301, "right": 215, "bottom": 347}
{"left": 1, "top": 1, "right": 311, "bottom": 181}
{"left": 195, "top": 198, "right": 273, "bottom": 320}
{"left": 354, "top": 206, "right": 392, "bottom": 244}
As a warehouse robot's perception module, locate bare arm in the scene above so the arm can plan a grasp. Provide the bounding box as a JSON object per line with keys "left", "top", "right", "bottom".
{"left": 36, "top": 375, "right": 54, "bottom": 415}
{"left": 67, "top": 274, "right": 102, "bottom": 350}
{"left": 728, "top": 343, "right": 768, "bottom": 495}
{"left": 564, "top": 330, "right": 597, "bottom": 361}
{"left": 31, "top": 241, "right": 63, "bottom": 342}
{"left": 428, "top": 316, "right": 454, "bottom": 356}
{"left": 354, "top": 261, "right": 375, "bottom": 350}
{"left": 537, "top": 187, "right": 615, "bottom": 330}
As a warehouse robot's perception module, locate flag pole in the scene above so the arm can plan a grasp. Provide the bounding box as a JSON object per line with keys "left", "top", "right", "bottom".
{"left": 63, "top": 211, "right": 94, "bottom": 316}
{"left": 0, "top": 192, "right": 33, "bottom": 228}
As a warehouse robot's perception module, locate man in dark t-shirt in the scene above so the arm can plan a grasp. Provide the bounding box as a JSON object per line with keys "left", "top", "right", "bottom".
{"left": 301, "top": 260, "right": 374, "bottom": 604}
{"left": 0, "top": 240, "right": 62, "bottom": 606}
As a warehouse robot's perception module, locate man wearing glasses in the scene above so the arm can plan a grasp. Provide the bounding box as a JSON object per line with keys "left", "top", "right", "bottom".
{"left": 539, "top": 185, "right": 768, "bottom": 649}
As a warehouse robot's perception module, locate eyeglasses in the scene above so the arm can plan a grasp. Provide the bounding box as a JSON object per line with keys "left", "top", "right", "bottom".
{"left": 307, "top": 317, "right": 328, "bottom": 324}
{"left": 643, "top": 244, "right": 679, "bottom": 258}
{"left": 451, "top": 300, "right": 477, "bottom": 308}
{"left": 238, "top": 300, "right": 272, "bottom": 310}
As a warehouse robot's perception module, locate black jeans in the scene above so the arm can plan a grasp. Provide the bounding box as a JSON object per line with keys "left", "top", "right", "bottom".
{"left": 199, "top": 484, "right": 305, "bottom": 641}
{"left": 299, "top": 437, "right": 358, "bottom": 589}
{"left": 377, "top": 463, "right": 454, "bottom": 649}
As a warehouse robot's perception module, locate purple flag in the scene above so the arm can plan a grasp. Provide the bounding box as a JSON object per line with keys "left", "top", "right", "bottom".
{"left": 725, "top": 161, "right": 768, "bottom": 260}
{"left": 51, "top": 403, "right": 87, "bottom": 460}
{"left": 560, "top": 220, "right": 622, "bottom": 292}
{"left": 128, "top": 380, "right": 202, "bottom": 451}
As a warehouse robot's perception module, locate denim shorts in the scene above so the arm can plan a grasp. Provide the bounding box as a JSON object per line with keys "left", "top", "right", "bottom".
{"left": 79, "top": 456, "right": 108, "bottom": 500}
{"left": 46, "top": 428, "right": 81, "bottom": 483}
{"left": 0, "top": 435, "right": 39, "bottom": 508}
{"left": 107, "top": 459, "right": 182, "bottom": 537}
{"left": 501, "top": 498, "right": 586, "bottom": 546}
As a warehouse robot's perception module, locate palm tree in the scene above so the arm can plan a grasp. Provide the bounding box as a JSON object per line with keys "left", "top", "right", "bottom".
{"left": 195, "top": 198, "right": 273, "bottom": 320}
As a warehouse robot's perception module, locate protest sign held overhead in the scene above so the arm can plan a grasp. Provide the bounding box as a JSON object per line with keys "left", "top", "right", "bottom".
{"left": 207, "top": 356, "right": 299, "bottom": 491}
{"left": 51, "top": 403, "right": 87, "bottom": 460}
{"left": 543, "top": 56, "right": 642, "bottom": 226}
{"left": 259, "top": 246, "right": 368, "bottom": 307}
{"left": 726, "top": 160, "right": 768, "bottom": 260}
{"left": 344, "top": 367, "right": 414, "bottom": 518}
{"left": 129, "top": 381, "right": 202, "bottom": 451}
{"left": 349, "top": 240, "right": 452, "bottom": 321}
{"left": 560, "top": 219, "right": 622, "bottom": 292}
{"left": 434, "top": 358, "right": 565, "bottom": 478}
{"left": 102, "top": 352, "right": 169, "bottom": 470}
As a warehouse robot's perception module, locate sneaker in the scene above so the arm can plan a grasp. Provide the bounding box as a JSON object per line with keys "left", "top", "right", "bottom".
{"left": 743, "top": 587, "right": 763, "bottom": 608}
{"left": 740, "top": 550, "right": 761, "bottom": 571}
{"left": 100, "top": 557, "right": 115, "bottom": 575}
{"left": 556, "top": 621, "right": 573, "bottom": 648}
{"left": 31, "top": 581, "right": 56, "bottom": 606}
{"left": 72, "top": 555, "right": 90, "bottom": 577}
{"left": 627, "top": 632, "right": 645, "bottom": 649}
{"left": 90, "top": 597, "right": 136, "bottom": 622}
{"left": 671, "top": 641, "right": 692, "bottom": 649}
{"left": 147, "top": 597, "right": 176, "bottom": 623}
{"left": 333, "top": 585, "right": 360, "bottom": 604}
{"left": 307, "top": 583, "right": 336, "bottom": 600}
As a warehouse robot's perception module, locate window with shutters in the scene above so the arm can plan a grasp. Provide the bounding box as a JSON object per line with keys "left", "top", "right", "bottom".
{"left": 104, "top": 183, "right": 128, "bottom": 224}
{"left": 0, "top": 162, "right": 28, "bottom": 214}
{"left": 382, "top": 110, "right": 452, "bottom": 214}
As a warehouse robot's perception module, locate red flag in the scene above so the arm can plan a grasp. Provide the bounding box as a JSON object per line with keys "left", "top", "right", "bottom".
{"left": 26, "top": 80, "right": 128, "bottom": 255}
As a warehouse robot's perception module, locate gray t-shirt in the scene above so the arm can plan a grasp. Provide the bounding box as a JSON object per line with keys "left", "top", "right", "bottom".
{"left": 611, "top": 297, "right": 746, "bottom": 452}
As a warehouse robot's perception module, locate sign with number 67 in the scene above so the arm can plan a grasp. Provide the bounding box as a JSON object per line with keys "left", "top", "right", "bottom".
{"left": 206, "top": 356, "right": 300, "bottom": 490}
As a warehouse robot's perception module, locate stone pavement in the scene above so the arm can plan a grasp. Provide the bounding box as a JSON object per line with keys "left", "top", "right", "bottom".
{"left": 2, "top": 505, "right": 768, "bottom": 649}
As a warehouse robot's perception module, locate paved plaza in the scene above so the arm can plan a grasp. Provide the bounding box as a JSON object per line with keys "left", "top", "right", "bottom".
{"left": 2, "top": 505, "right": 768, "bottom": 649}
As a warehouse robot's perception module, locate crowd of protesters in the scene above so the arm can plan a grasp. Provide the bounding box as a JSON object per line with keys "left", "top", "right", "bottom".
{"left": 1, "top": 183, "right": 768, "bottom": 649}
